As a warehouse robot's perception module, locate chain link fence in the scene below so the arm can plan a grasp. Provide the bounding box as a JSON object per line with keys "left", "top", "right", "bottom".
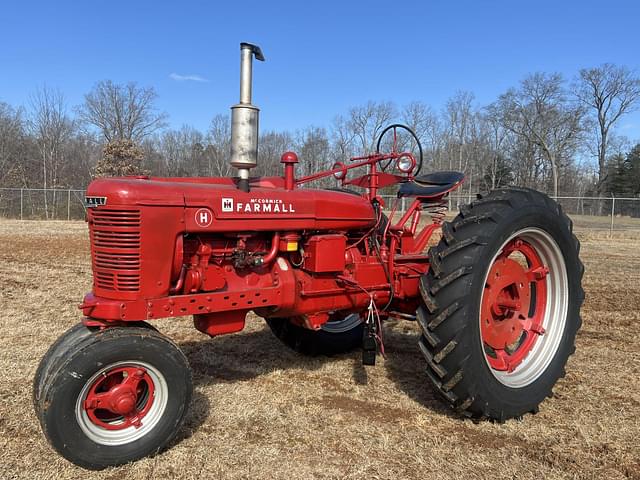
{"left": 382, "top": 194, "right": 640, "bottom": 235}
{"left": 0, "top": 188, "right": 87, "bottom": 220}
{"left": 1, "top": 187, "right": 639, "bottom": 234}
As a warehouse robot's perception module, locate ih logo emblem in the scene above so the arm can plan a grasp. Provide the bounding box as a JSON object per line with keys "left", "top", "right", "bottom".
{"left": 194, "top": 208, "right": 213, "bottom": 228}
{"left": 221, "top": 198, "right": 234, "bottom": 212}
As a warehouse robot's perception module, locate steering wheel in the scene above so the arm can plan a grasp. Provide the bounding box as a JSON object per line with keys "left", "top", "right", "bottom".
{"left": 375, "top": 124, "right": 423, "bottom": 177}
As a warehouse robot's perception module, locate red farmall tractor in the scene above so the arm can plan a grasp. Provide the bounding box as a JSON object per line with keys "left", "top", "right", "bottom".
{"left": 34, "top": 44, "right": 584, "bottom": 469}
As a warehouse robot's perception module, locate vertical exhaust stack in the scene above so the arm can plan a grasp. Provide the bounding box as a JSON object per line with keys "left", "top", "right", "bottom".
{"left": 230, "top": 42, "right": 265, "bottom": 192}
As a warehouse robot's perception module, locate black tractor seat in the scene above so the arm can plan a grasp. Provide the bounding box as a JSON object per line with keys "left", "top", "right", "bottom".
{"left": 398, "top": 171, "right": 465, "bottom": 198}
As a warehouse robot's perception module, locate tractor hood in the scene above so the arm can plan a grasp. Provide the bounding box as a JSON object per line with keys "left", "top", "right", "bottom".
{"left": 85, "top": 176, "right": 376, "bottom": 232}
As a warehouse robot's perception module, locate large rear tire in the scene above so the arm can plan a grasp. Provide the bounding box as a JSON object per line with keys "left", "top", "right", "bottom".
{"left": 34, "top": 324, "right": 192, "bottom": 469}
{"left": 417, "top": 188, "right": 584, "bottom": 420}
{"left": 266, "top": 314, "right": 364, "bottom": 356}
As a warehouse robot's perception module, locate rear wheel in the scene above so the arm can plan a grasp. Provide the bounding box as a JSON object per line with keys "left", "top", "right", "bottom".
{"left": 266, "top": 314, "right": 364, "bottom": 356}
{"left": 417, "top": 188, "right": 584, "bottom": 420}
{"left": 34, "top": 324, "right": 192, "bottom": 469}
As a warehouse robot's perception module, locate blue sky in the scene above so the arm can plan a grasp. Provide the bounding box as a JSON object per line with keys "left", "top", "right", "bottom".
{"left": 1, "top": 0, "right": 639, "bottom": 141}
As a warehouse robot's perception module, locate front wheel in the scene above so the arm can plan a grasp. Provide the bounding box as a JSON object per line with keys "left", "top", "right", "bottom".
{"left": 418, "top": 188, "right": 584, "bottom": 420}
{"left": 34, "top": 324, "right": 193, "bottom": 469}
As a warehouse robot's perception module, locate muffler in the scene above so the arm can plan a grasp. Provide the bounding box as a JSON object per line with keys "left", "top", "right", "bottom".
{"left": 229, "top": 42, "right": 264, "bottom": 192}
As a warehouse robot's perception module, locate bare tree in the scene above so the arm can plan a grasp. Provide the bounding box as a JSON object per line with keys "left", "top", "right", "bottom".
{"left": 295, "top": 126, "right": 330, "bottom": 178}
{"left": 574, "top": 64, "right": 640, "bottom": 195}
{"left": 444, "top": 91, "right": 475, "bottom": 172}
{"left": 257, "top": 131, "right": 293, "bottom": 176}
{"left": 29, "top": 87, "right": 74, "bottom": 218}
{"left": 347, "top": 101, "right": 397, "bottom": 153}
{"left": 78, "top": 80, "right": 167, "bottom": 142}
{"left": 0, "top": 102, "right": 27, "bottom": 186}
{"left": 63, "top": 133, "right": 100, "bottom": 187}
{"left": 402, "top": 101, "right": 436, "bottom": 141}
{"left": 401, "top": 101, "right": 440, "bottom": 170}
{"left": 330, "top": 114, "right": 356, "bottom": 162}
{"left": 492, "top": 73, "right": 585, "bottom": 197}
{"left": 206, "top": 114, "right": 232, "bottom": 177}
{"left": 159, "top": 126, "right": 205, "bottom": 176}
{"left": 3, "top": 63, "right": 638, "bottom": 204}
{"left": 481, "top": 108, "right": 512, "bottom": 190}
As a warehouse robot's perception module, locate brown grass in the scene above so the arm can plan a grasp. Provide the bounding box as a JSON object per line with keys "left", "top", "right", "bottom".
{"left": 0, "top": 218, "right": 639, "bottom": 480}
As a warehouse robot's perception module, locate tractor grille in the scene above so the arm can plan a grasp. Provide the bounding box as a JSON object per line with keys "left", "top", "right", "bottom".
{"left": 90, "top": 209, "right": 141, "bottom": 292}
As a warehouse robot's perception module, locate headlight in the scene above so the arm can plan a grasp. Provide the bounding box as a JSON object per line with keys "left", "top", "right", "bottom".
{"left": 397, "top": 155, "right": 415, "bottom": 173}
{"left": 332, "top": 162, "right": 347, "bottom": 180}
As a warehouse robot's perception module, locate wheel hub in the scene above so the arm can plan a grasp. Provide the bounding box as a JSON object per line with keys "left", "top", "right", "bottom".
{"left": 482, "top": 257, "right": 531, "bottom": 348}
{"left": 107, "top": 384, "right": 137, "bottom": 415}
{"left": 83, "top": 366, "right": 153, "bottom": 430}
{"left": 481, "top": 237, "right": 549, "bottom": 372}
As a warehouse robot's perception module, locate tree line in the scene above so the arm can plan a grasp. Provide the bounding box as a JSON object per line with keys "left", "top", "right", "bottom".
{"left": 1, "top": 63, "right": 639, "bottom": 216}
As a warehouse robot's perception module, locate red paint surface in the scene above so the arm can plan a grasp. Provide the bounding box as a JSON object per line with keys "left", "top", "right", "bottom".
{"left": 81, "top": 151, "right": 464, "bottom": 336}
{"left": 481, "top": 238, "right": 549, "bottom": 372}
{"left": 83, "top": 365, "right": 154, "bottom": 430}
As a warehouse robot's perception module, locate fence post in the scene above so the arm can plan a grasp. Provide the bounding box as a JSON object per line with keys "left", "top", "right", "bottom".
{"left": 610, "top": 196, "right": 615, "bottom": 238}
{"left": 67, "top": 189, "right": 71, "bottom": 220}
{"left": 20, "top": 188, "right": 23, "bottom": 220}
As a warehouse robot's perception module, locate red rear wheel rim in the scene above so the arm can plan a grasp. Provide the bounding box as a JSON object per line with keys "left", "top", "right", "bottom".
{"left": 481, "top": 237, "right": 549, "bottom": 373}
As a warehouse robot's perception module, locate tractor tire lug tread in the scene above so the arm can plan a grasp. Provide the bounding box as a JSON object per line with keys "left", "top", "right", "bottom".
{"left": 441, "top": 223, "right": 456, "bottom": 245}
{"left": 416, "top": 308, "right": 441, "bottom": 347}
{"left": 429, "top": 249, "right": 443, "bottom": 278}
{"left": 418, "top": 338, "right": 447, "bottom": 378}
{"left": 428, "top": 301, "right": 462, "bottom": 330}
{"left": 442, "top": 369, "right": 463, "bottom": 392}
{"left": 419, "top": 278, "right": 438, "bottom": 313}
{"left": 452, "top": 212, "right": 500, "bottom": 229}
{"left": 416, "top": 187, "right": 584, "bottom": 421}
{"left": 429, "top": 266, "right": 473, "bottom": 295}
{"left": 424, "top": 368, "right": 458, "bottom": 403}
{"left": 433, "top": 340, "right": 457, "bottom": 363}
{"left": 437, "top": 236, "right": 485, "bottom": 260}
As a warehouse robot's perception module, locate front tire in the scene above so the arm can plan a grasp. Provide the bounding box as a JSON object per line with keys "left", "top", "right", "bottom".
{"left": 34, "top": 324, "right": 193, "bottom": 469}
{"left": 418, "top": 188, "right": 584, "bottom": 420}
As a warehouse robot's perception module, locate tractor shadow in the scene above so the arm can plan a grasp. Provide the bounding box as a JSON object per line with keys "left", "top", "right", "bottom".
{"left": 381, "top": 324, "right": 458, "bottom": 419}
{"left": 177, "top": 321, "right": 455, "bottom": 419}
{"left": 178, "top": 327, "right": 335, "bottom": 387}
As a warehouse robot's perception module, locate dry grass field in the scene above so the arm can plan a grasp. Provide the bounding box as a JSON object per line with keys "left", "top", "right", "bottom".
{"left": 1, "top": 216, "right": 639, "bottom": 479}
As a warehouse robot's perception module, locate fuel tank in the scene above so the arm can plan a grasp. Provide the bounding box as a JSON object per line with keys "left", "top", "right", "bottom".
{"left": 85, "top": 176, "right": 376, "bottom": 232}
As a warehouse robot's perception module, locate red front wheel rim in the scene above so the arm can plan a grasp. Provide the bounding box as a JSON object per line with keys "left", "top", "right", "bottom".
{"left": 83, "top": 366, "right": 155, "bottom": 430}
{"left": 75, "top": 361, "right": 168, "bottom": 446}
